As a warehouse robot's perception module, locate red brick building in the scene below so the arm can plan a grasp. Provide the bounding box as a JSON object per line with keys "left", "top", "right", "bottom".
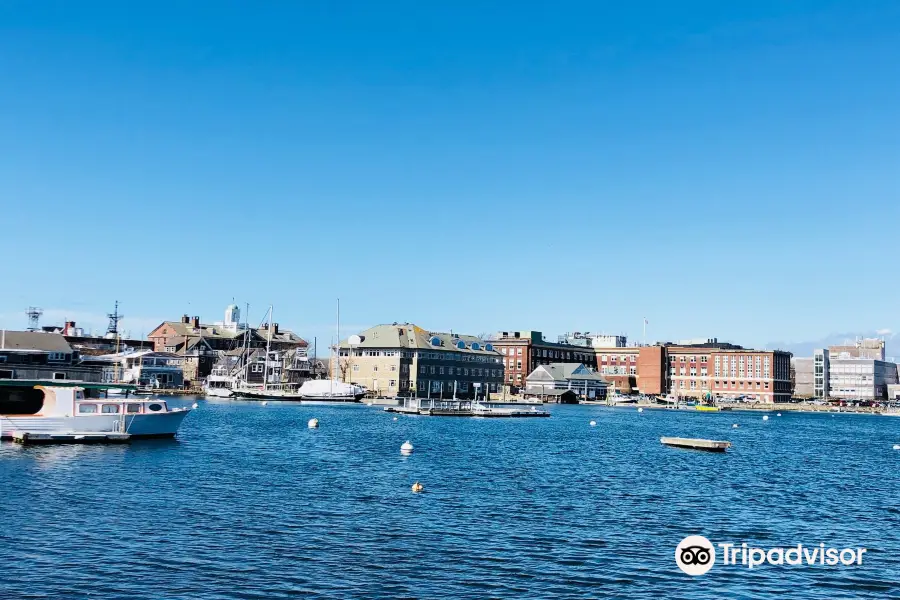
{"left": 488, "top": 331, "right": 597, "bottom": 390}
{"left": 596, "top": 343, "right": 793, "bottom": 403}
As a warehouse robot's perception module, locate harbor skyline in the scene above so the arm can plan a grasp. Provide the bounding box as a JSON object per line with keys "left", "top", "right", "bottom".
{"left": 2, "top": 1, "right": 900, "bottom": 348}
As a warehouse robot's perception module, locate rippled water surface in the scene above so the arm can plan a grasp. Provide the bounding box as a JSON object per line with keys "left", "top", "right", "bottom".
{"left": 1, "top": 399, "right": 898, "bottom": 599}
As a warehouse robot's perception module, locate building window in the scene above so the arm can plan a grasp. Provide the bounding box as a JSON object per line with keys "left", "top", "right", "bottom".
{"left": 390, "top": 365, "right": 397, "bottom": 372}
{"left": 439, "top": 367, "right": 445, "bottom": 375}
{"left": 353, "top": 364, "right": 360, "bottom": 372}
{"left": 419, "top": 365, "right": 425, "bottom": 374}
{"left": 373, "top": 365, "right": 378, "bottom": 372}
{"left": 389, "top": 380, "right": 396, "bottom": 388}
{"left": 53, "top": 372, "right": 66, "bottom": 380}
{"left": 430, "top": 366, "right": 435, "bottom": 374}
{"left": 516, "top": 361, "right": 522, "bottom": 370}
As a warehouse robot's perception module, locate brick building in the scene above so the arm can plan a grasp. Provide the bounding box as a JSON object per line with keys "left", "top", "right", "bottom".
{"left": 487, "top": 331, "right": 597, "bottom": 391}
{"left": 596, "top": 342, "right": 793, "bottom": 403}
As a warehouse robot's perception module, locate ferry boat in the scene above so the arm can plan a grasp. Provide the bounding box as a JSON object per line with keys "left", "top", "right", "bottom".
{"left": 0, "top": 384, "right": 191, "bottom": 439}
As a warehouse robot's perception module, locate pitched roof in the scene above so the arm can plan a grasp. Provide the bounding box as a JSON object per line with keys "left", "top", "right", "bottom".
{"left": 153, "top": 321, "right": 307, "bottom": 346}
{"left": 527, "top": 362, "right": 606, "bottom": 382}
{"left": 0, "top": 331, "right": 73, "bottom": 353}
{"left": 338, "top": 323, "right": 499, "bottom": 355}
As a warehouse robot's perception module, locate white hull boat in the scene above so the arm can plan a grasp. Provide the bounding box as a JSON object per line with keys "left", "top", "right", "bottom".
{"left": 0, "top": 385, "right": 191, "bottom": 440}
{"left": 204, "top": 386, "right": 234, "bottom": 398}
{"left": 298, "top": 379, "right": 365, "bottom": 402}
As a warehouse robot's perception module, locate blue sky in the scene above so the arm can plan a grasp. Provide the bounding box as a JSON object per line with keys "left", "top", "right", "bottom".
{"left": 1, "top": 1, "right": 898, "bottom": 352}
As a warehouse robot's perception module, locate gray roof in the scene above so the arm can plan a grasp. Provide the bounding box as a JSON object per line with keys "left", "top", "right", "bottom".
{"left": 526, "top": 362, "right": 606, "bottom": 382}
{"left": 153, "top": 321, "right": 307, "bottom": 346}
{"left": 339, "top": 323, "right": 499, "bottom": 355}
{"left": 0, "top": 331, "right": 73, "bottom": 353}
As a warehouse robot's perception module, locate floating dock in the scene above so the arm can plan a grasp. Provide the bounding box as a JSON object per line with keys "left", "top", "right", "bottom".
{"left": 660, "top": 437, "right": 731, "bottom": 452}
{"left": 11, "top": 432, "right": 132, "bottom": 445}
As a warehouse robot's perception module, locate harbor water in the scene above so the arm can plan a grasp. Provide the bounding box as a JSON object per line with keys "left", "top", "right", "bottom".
{"left": 1, "top": 400, "right": 898, "bottom": 598}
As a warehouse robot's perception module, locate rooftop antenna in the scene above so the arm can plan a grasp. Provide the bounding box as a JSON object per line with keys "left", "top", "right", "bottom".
{"left": 26, "top": 307, "right": 43, "bottom": 331}
{"left": 107, "top": 300, "right": 124, "bottom": 336}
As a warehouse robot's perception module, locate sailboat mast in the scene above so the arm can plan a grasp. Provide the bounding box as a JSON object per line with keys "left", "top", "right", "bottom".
{"left": 264, "top": 305, "right": 273, "bottom": 391}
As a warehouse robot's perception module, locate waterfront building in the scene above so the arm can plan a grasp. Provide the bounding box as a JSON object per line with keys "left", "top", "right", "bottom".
{"left": 794, "top": 346, "right": 897, "bottom": 400}
{"left": 524, "top": 363, "right": 608, "bottom": 401}
{"left": 595, "top": 341, "right": 793, "bottom": 402}
{"left": 486, "top": 331, "right": 597, "bottom": 391}
{"left": 0, "top": 330, "right": 104, "bottom": 382}
{"left": 338, "top": 323, "right": 503, "bottom": 399}
{"left": 826, "top": 356, "right": 897, "bottom": 400}
{"left": 147, "top": 305, "right": 307, "bottom": 384}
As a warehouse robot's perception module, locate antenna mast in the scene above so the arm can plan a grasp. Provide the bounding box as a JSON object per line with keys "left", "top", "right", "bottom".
{"left": 106, "top": 301, "right": 124, "bottom": 337}
{"left": 25, "top": 307, "right": 43, "bottom": 331}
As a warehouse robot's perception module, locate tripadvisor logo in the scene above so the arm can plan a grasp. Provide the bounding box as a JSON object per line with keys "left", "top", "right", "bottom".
{"left": 676, "top": 536, "right": 716, "bottom": 576}
{"left": 675, "top": 536, "right": 867, "bottom": 576}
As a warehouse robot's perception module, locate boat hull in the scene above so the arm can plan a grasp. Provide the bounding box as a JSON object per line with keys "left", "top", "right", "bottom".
{"left": 0, "top": 410, "right": 191, "bottom": 440}
{"left": 204, "top": 388, "right": 234, "bottom": 398}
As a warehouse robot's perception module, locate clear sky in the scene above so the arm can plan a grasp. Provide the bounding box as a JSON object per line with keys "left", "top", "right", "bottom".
{"left": 1, "top": 1, "right": 898, "bottom": 352}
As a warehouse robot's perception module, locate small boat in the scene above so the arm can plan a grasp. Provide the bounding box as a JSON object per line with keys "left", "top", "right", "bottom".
{"left": 660, "top": 437, "right": 731, "bottom": 452}
{"left": 204, "top": 365, "right": 236, "bottom": 398}
{"left": 233, "top": 384, "right": 304, "bottom": 401}
{"left": 695, "top": 405, "right": 720, "bottom": 412}
{"left": 0, "top": 385, "right": 191, "bottom": 439}
{"left": 298, "top": 379, "right": 365, "bottom": 402}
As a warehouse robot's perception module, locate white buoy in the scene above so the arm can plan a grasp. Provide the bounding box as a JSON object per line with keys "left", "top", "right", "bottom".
{"left": 777, "top": 413, "right": 782, "bottom": 417}
{"left": 192, "top": 402, "right": 199, "bottom": 409}
{"left": 400, "top": 440, "right": 414, "bottom": 454}
{"left": 392, "top": 416, "right": 398, "bottom": 421}
{"left": 262, "top": 401, "right": 268, "bottom": 406}
{"left": 308, "top": 418, "right": 319, "bottom": 429}
{"left": 589, "top": 420, "right": 597, "bottom": 427}
{"left": 893, "top": 445, "right": 900, "bottom": 451}
{"left": 637, "top": 407, "right": 644, "bottom": 413}
{"left": 732, "top": 424, "right": 738, "bottom": 429}
{"left": 763, "top": 415, "right": 769, "bottom": 421}
{"left": 411, "top": 481, "right": 424, "bottom": 493}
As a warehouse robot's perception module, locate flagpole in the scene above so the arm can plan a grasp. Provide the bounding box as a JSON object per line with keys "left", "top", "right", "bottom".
{"left": 643, "top": 318, "right": 647, "bottom": 346}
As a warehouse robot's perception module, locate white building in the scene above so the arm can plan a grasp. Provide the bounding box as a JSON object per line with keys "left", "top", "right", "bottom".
{"left": 525, "top": 363, "right": 608, "bottom": 400}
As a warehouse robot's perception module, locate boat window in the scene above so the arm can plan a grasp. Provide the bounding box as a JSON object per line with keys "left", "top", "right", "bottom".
{"left": 147, "top": 403, "right": 164, "bottom": 412}
{"left": 101, "top": 404, "right": 121, "bottom": 414}
{"left": 126, "top": 403, "right": 142, "bottom": 414}
{"left": 78, "top": 404, "right": 99, "bottom": 414}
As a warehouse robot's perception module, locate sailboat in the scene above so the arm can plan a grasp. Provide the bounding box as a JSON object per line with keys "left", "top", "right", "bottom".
{"left": 232, "top": 305, "right": 305, "bottom": 401}
{"left": 298, "top": 299, "right": 364, "bottom": 402}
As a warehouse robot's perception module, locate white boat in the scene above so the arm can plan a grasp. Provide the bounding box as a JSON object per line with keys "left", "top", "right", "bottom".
{"left": 298, "top": 379, "right": 365, "bottom": 401}
{"left": 0, "top": 385, "right": 191, "bottom": 439}
{"left": 204, "top": 365, "right": 235, "bottom": 398}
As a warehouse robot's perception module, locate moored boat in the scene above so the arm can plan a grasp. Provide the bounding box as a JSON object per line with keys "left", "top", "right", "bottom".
{"left": 0, "top": 385, "right": 191, "bottom": 439}
{"left": 298, "top": 379, "right": 365, "bottom": 402}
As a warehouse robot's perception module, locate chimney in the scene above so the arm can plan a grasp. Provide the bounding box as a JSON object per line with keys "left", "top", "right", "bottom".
{"left": 273, "top": 323, "right": 279, "bottom": 335}
{"left": 191, "top": 316, "right": 200, "bottom": 329}
{"left": 181, "top": 314, "right": 190, "bottom": 324}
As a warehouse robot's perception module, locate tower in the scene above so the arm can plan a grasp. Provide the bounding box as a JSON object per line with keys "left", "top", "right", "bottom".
{"left": 25, "top": 307, "right": 43, "bottom": 331}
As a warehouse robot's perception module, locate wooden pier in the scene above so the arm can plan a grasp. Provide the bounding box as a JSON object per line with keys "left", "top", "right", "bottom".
{"left": 660, "top": 437, "right": 731, "bottom": 452}
{"left": 12, "top": 432, "right": 132, "bottom": 445}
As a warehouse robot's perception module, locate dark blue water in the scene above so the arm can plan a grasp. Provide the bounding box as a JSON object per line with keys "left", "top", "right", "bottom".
{"left": 1, "top": 400, "right": 898, "bottom": 599}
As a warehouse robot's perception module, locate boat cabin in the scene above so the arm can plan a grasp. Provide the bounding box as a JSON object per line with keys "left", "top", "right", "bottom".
{"left": 0, "top": 385, "right": 170, "bottom": 417}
